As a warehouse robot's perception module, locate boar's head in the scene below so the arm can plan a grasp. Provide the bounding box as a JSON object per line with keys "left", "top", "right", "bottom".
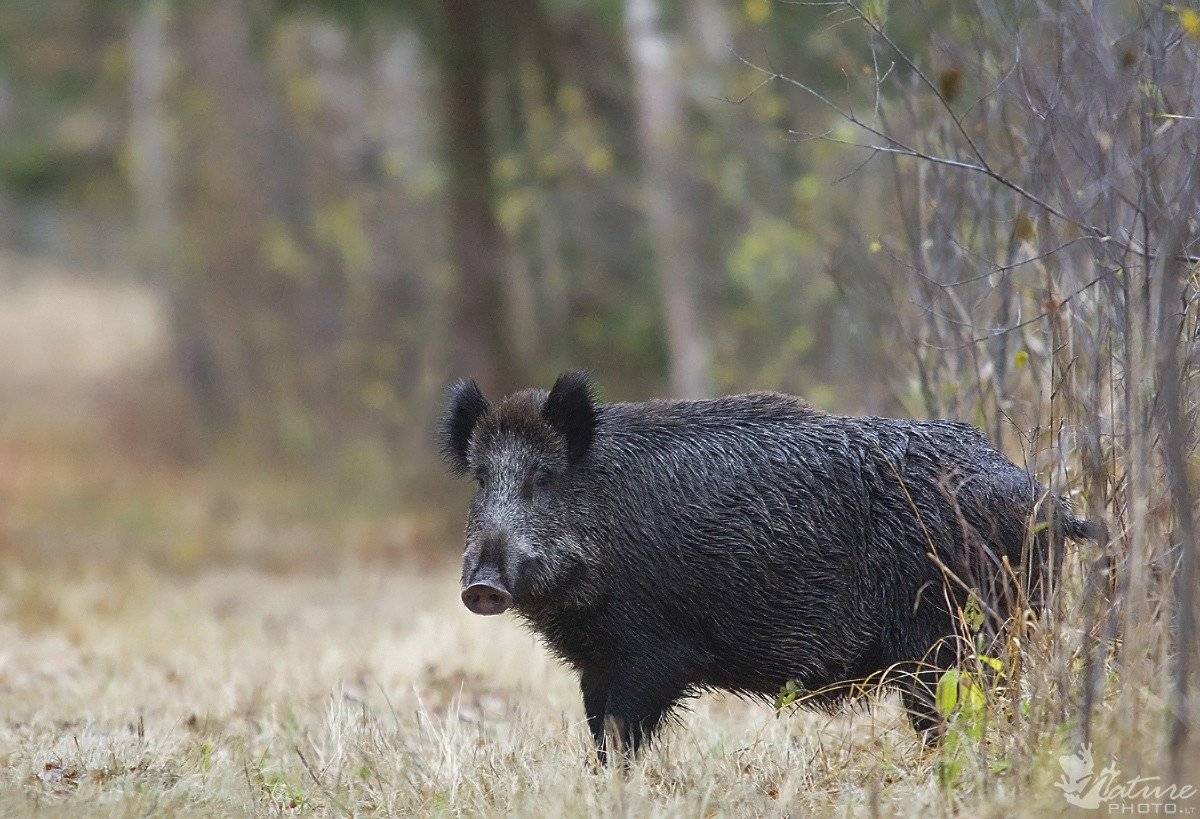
{"left": 441, "top": 371, "right": 596, "bottom": 615}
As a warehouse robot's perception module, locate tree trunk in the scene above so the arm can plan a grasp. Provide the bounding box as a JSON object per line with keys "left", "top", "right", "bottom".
{"left": 179, "top": 0, "right": 282, "bottom": 428}
{"left": 438, "top": 0, "right": 519, "bottom": 396}
{"left": 127, "top": 0, "right": 229, "bottom": 429}
{"left": 623, "top": 0, "right": 712, "bottom": 398}
{"left": 181, "top": 0, "right": 333, "bottom": 441}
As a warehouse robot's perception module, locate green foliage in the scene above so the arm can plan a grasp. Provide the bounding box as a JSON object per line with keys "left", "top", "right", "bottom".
{"left": 717, "top": 216, "right": 836, "bottom": 398}
{"left": 272, "top": 0, "right": 414, "bottom": 31}
{"left": 933, "top": 650, "right": 1012, "bottom": 793}
{"left": 313, "top": 199, "right": 372, "bottom": 274}
{"left": 728, "top": 216, "right": 817, "bottom": 292}
{"left": 773, "top": 679, "right": 805, "bottom": 712}
{"left": 962, "top": 597, "right": 984, "bottom": 633}
{"left": 0, "top": 142, "right": 104, "bottom": 196}
{"left": 0, "top": 0, "right": 951, "bottom": 465}
{"left": 935, "top": 667, "right": 987, "bottom": 790}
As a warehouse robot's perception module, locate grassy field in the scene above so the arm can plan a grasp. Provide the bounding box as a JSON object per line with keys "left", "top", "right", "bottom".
{"left": 0, "top": 271, "right": 1194, "bottom": 816}
{"left": 0, "top": 432, "right": 1195, "bottom": 815}
{"left": 0, "top": 556, "right": 1192, "bottom": 817}
{"left": 0, "top": 563, "right": 1027, "bottom": 816}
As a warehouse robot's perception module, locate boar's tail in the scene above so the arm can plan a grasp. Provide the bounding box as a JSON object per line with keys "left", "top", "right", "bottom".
{"left": 1062, "top": 514, "right": 1108, "bottom": 544}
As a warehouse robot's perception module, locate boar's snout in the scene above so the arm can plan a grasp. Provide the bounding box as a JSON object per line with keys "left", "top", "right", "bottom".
{"left": 461, "top": 581, "right": 513, "bottom": 615}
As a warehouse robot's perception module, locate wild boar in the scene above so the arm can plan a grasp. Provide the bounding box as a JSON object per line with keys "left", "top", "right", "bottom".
{"left": 442, "top": 372, "right": 1097, "bottom": 761}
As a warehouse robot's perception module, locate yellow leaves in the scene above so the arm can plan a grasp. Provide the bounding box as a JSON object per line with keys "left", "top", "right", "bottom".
{"left": 774, "top": 679, "right": 803, "bottom": 711}
{"left": 729, "top": 217, "right": 819, "bottom": 292}
{"left": 1139, "top": 79, "right": 1166, "bottom": 107}
{"left": 792, "top": 176, "right": 821, "bottom": 201}
{"left": 938, "top": 66, "right": 963, "bottom": 103}
{"left": 936, "top": 669, "right": 983, "bottom": 718}
{"left": 1179, "top": 7, "right": 1200, "bottom": 39}
{"left": 261, "top": 220, "right": 310, "bottom": 280}
{"left": 1012, "top": 211, "right": 1036, "bottom": 243}
{"left": 313, "top": 199, "right": 371, "bottom": 274}
{"left": 556, "top": 85, "right": 584, "bottom": 116}
{"left": 1014, "top": 349, "right": 1030, "bottom": 369}
{"left": 535, "top": 153, "right": 564, "bottom": 180}
{"left": 497, "top": 189, "right": 535, "bottom": 235}
{"left": 286, "top": 76, "right": 321, "bottom": 120}
{"left": 728, "top": 69, "right": 771, "bottom": 106}
{"left": 975, "top": 654, "right": 1005, "bottom": 674}
{"left": 744, "top": 0, "right": 771, "bottom": 24}
{"left": 584, "top": 146, "right": 614, "bottom": 175}
{"left": 861, "top": 0, "right": 888, "bottom": 26}
{"left": 101, "top": 40, "right": 131, "bottom": 85}
{"left": 868, "top": 239, "right": 883, "bottom": 254}
{"left": 963, "top": 597, "right": 984, "bottom": 632}
{"left": 936, "top": 666, "right": 992, "bottom": 743}
{"left": 790, "top": 176, "right": 821, "bottom": 221}
{"left": 832, "top": 120, "right": 859, "bottom": 143}
{"left": 493, "top": 154, "right": 521, "bottom": 185}
{"left": 786, "top": 325, "right": 815, "bottom": 358}
{"left": 751, "top": 91, "right": 785, "bottom": 124}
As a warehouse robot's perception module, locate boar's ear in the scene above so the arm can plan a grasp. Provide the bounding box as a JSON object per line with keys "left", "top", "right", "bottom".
{"left": 542, "top": 371, "right": 597, "bottom": 464}
{"left": 440, "top": 378, "right": 490, "bottom": 474}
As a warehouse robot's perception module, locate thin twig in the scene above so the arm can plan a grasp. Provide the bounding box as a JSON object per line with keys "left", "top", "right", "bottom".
{"left": 921, "top": 273, "right": 1108, "bottom": 350}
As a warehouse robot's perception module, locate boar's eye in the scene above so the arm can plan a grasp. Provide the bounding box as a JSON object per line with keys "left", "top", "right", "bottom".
{"left": 522, "top": 468, "right": 552, "bottom": 499}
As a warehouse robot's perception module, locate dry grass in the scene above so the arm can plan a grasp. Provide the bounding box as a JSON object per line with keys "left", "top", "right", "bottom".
{"left": 0, "top": 559, "right": 1190, "bottom": 817}
{"left": 0, "top": 274, "right": 1193, "bottom": 816}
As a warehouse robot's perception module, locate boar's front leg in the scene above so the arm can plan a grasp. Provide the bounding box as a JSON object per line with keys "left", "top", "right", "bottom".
{"left": 580, "top": 667, "right": 611, "bottom": 764}
{"left": 582, "top": 661, "right": 685, "bottom": 763}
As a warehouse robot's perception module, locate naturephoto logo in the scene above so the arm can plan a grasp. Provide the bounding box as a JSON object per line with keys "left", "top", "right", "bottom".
{"left": 1056, "top": 745, "right": 1197, "bottom": 813}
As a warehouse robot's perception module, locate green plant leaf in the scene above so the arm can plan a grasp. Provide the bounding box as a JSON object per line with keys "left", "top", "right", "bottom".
{"left": 935, "top": 669, "right": 960, "bottom": 716}
{"left": 963, "top": 597, "right": 984, "bottom": 632}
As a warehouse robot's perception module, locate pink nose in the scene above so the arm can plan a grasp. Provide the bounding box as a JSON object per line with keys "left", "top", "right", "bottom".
{"left": 461, "top": 582, "right": 513, "bottom": 615}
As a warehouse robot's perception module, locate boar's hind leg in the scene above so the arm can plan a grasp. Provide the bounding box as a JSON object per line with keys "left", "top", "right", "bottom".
{"left": 898, "top": 644, "right": 956, "bottom": 746}
{"left": 901, "top": 675, "right": 944, "bottom": 746}
{"left": 583, "top": 663, "right": 685, "bottom": 763}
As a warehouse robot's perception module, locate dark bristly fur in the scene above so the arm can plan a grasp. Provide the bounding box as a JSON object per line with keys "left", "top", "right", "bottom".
{"left": 441, "top": 378, "right": 490, "bottom": 474}
{"left": 441, "top": 372, "right": 1099, "bottom": 762}
{"left": 541, "top": 371, "right": 597, "bottom": 464}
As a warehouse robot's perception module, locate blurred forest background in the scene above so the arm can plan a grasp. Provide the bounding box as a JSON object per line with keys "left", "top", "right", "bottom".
{"left": 1, "top": 0, "right": 1197, "bottom": 581}
{"left": 1, "top": 0, "right": 1198, "bottom": 809}
{"left": 0, "top": 0, "right": 928, "bottom": 570}
{"left": 0, "top": 0, "right": 1196, "bottom": 593}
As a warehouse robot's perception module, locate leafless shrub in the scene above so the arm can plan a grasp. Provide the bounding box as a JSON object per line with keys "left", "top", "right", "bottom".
{"left": 749, "top": 0, "right": 1199, "bottom": 782}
